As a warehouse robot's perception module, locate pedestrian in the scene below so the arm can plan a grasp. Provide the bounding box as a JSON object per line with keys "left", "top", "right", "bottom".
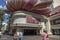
{"left": 0, "top": 30, "right": 2, "bottom": 38}
{"left": 13, "top": 32, "right": 18, "bottom": 40}
{"left": 19, "top": 31, "right": 23, "bottom": 40}
{"left": 41, "top": 30, "right": 49, "bottom": 40}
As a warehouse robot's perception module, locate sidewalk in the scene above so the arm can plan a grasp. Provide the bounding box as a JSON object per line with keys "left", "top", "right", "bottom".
{"left": 0, "top": 35, "right": 13, "bottom": 40}
{"left": 49, "top": 35, "right": 60, "bottom": 38}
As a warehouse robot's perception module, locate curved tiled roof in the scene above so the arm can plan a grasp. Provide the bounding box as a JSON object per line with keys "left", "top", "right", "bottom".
{"left": 6, "top": 0, "right": 53, "bottom": 16}
{"left": 49, "top": 6, "right": 60, "bottom": 17}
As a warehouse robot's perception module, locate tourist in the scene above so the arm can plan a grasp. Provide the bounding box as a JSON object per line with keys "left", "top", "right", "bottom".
{"left": 0, "top": 30, "right": 2, "bottom": 38}
{"left": 13, "top": 32, "right": 18, "bottom": 40}
{"left": 19, "top": 31, "right": 23, "bottom": 40}
{"left": 41, "top": 30, "right": 49, "bottom": 40}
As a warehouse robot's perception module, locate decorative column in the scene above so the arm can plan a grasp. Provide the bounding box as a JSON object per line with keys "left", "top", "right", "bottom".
{"left": 46, "top": 18, "right": 52, "bottom": 35}
{"left": 40, "top": 22, "right": 46, "bottom": 34}
{"left": 1, "top": 24, "right": 8, "bottom": 33}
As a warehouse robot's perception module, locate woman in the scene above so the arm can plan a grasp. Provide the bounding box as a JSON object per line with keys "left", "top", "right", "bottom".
{"left": 42, "top": 30, "right": 49, "bottom": 40}
{"left": 13, "top": 32, "right": 18, "bottom": 40}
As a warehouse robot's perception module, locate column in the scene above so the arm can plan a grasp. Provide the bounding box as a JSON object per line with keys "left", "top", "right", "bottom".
{"left": 46, "top": 18, "right": 52, "bottom": 35}
{"left": 40, "top": 22, "right": 46, "bottom": 34}
{"left": 1, "top": 24, "right": 8, "bottom": 33}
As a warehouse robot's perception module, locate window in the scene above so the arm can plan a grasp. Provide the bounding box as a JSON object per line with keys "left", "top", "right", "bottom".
{"left": 26, "top": 15, "right": 39, "bottom": 24}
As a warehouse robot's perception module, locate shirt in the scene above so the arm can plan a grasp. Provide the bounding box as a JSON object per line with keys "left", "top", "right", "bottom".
{"left": 19, "top": 32, "right": 23, "bottom": 38}
{"left": 43, "top": 33, "right": 49, "bottom": 40}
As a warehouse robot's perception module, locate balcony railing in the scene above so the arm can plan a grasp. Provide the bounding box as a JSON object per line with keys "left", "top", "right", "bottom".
{"left": 39, "top": 0, "right": 53, "bottom": 2}
{"left": 10, "top": 23, "right": 41, "bottom": 28}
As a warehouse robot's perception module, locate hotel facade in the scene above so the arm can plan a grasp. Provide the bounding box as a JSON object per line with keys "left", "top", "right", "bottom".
{"left": 3, "top": 0, "right": 60, "bottom": 35}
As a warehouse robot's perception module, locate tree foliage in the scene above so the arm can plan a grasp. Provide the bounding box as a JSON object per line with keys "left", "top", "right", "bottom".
{"left": 0, "top": 10, "right": 5, "bottom": 14}
{"left": 0, "top": 10, "right": 5, "bottom": 30}
{"left": 0, "top": 24, "right": 2, "bottom": 30}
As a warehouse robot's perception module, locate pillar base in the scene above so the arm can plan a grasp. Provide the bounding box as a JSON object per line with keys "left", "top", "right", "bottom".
{"left": 48, "top": 32, "right": 52, "bottom": 35}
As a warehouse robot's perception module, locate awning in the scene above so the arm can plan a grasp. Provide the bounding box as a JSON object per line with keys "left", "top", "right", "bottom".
{"left": 51, "top": 25, "right": 60, "bottom": 29}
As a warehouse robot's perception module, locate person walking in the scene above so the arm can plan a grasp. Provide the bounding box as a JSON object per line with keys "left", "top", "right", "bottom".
{"left": 19, "top": 31, "right": 23, "bottom": 40}
{"left": 13, "top": 32, "right": 18, "bottom": 40}
{"left": 41, "top": 30, "right": 49, "bottom": 40}
{"left": 0, "top": 30, "right": 2, "bottom": 38}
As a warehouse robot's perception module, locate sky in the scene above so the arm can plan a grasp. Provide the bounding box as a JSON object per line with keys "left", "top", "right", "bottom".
{"left": 0, "top": 0, "right": 10, "bottom": 25}
{"left": 2, "top": 13, "right": 10, "bottom": 24}
{"left": 0, "top": 0, "right": 7, "bottom": 10}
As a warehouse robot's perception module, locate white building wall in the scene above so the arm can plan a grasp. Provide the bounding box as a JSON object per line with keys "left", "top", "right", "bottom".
{"left": 53, "top": 0, "right": 60, "bottom": 8}
{"left": 13, "top": 18, "right": 26, "bottom": 24}
{"left": 40, "top": 22, "right": 46, "bottom": 34}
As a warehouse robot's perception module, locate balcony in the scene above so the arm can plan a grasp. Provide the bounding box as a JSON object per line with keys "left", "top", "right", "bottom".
{"left": 51, "top": 24, "right": 60, "bottom": 29}
{"left": 10, "top": 23, "right": 41, "bottom": 28}
{"left": 39, "top": 0, "right": 53, "bottom": 2}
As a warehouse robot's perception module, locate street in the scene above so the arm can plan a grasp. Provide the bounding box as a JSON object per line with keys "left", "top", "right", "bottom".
{"left": 0, "top": 35, "right": 13, "bottom": 40}
{"left": 0, "top": 35, "right": 60, "bottom": 40}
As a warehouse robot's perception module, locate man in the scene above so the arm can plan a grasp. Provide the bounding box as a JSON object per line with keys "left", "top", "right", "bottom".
{"left": 19, "top": 31, "right": 23, "bottom": 40}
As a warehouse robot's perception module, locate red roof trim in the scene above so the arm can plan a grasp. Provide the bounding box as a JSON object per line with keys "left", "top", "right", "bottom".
{"left": 49, "top": 11, "right": 60, "bottom": 17}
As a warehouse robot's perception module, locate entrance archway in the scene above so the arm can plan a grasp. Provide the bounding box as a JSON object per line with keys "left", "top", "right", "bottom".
{"left": 23, "top": 29, "right": 37, "bottom": 35}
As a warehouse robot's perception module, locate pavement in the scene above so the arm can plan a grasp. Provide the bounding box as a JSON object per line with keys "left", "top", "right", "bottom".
{"left": 49, "top": 35, "right": 60, "bottom": 40}
{"left": 0, "top": 35, "right": 60, "bottom": 40}
{"left": 0, "top": 35, "right": 13, "bottom": 40}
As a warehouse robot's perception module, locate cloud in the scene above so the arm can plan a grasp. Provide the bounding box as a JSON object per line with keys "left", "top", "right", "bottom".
{"left": 0, "top": 5, "right": 7, "bottom": 10}
{"left": 2, "top": 22, "right": 6, "bottom": 25}
{"left": 4, "top": 6, "right": 7, "bottom": 9}
{"left": 5, "top": 13, "right": 8, "bottom": 15}
{"left": 0, "top": 5, "right": 3, "bottom": 8}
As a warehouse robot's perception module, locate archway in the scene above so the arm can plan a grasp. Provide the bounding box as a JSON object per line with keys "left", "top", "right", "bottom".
{"left": 23, "top": 29, "right": 37, "bottom": 35}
